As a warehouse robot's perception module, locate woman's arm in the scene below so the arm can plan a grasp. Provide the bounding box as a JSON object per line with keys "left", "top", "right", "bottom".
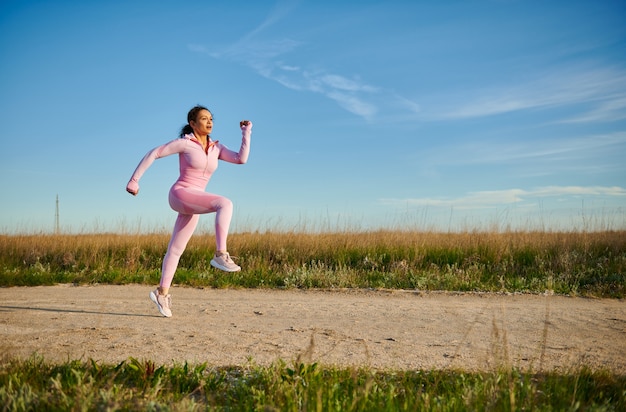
{"left": 218, "top": 121, "right": 252, "bottom": 164}
{"left": 126, "top": 138, "right": 188, "bottom": 195}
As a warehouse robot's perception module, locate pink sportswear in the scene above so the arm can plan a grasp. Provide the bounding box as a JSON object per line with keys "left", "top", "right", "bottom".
{"left": 127, "top": 124, "right": 251, "bottom": 288}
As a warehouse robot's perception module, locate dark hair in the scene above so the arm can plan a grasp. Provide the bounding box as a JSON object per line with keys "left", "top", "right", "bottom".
{"left": 179, "top": 105, "right": 211, "bottom": 137}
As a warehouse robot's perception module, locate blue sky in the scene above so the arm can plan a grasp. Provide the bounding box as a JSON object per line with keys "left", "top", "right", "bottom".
{"left": 1, "top": 0, "right": 625, "bottom": 233}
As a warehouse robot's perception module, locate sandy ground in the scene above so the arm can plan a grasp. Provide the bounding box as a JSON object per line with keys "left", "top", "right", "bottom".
{"left": 0, "top": 285, "right": 624, "bottom": 373}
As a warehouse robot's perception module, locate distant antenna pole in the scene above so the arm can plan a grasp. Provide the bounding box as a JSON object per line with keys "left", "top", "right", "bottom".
{"left": 55, "top": 194, "right": 60, "bottom": 234}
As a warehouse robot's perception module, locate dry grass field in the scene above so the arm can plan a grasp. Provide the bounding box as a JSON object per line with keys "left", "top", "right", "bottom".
{"left": 1, "top": 230, "right": 624, "bottom": 297}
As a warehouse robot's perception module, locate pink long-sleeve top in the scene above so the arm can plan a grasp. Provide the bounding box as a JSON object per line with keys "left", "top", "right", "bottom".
{"left": 127, "top": 132, "right": 250, "bottom": 192}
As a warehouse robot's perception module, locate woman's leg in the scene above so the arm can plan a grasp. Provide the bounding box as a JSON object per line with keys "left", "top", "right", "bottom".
{"left": 159, "top": 213, "right": 199, "bottom": 295}
{"left": 169, "top": 188, "right": 234, "bottom": 252}
{"left": 214, "top": 197, "right": 233, "bottom": 252}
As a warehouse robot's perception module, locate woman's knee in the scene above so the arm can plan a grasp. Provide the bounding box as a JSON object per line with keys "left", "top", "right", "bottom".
{"left": 214, "top": 196, "right": 233, "bottom": 212}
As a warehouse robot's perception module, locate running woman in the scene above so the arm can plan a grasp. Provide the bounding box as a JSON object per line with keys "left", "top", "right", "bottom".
{"left": 126, "top": 105, "right": 252, "bottom": 317}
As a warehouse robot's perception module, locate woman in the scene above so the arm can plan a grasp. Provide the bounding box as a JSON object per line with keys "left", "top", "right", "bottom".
{"left": 126, "top": 105, "right": 252, "bottom": 317}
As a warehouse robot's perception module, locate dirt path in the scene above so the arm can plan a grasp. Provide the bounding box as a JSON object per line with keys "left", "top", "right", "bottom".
{"left": 1, "top": 285, "right": 624, "bottom": 373}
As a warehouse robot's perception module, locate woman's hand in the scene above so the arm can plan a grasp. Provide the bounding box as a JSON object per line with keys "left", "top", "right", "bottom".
{"left": 126, "top": 181, "right": 139, "bottom": 196}
{"left": 240, "top": 120, "right": 253, "bottom": 132}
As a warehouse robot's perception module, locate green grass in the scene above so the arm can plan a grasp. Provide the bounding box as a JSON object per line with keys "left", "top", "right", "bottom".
{"left": 1, "top": 356, "right": 624, "bottom": 411}
{"left": 1, "top": 230, "right": 625, "bottom": 297}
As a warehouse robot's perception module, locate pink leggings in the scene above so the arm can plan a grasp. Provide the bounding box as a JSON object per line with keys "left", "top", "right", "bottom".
{"left": 160, "top": 186, "right": 233, "bottom": 289}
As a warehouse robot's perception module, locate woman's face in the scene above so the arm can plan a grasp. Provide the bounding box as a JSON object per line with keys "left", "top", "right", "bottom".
{"left": 190, "top": 109, "right": 213, "bottom": 136}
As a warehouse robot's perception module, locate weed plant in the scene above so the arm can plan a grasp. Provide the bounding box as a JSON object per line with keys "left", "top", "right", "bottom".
{"left": 1, "top": 356, "right": 624, "bottom": 411}
{"left": 1, "top": 230, "right": 624, "bottom": 297}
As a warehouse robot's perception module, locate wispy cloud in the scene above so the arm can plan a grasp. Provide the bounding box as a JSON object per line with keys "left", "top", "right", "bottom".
{"left": 433, "top": 66, "right": 626, "bottom": 123}
{"left": 254, "top": 63, "right": 384, "bottom": 120}
{"left": 187, "top": 3, "right": 416, "bottom": 121}
{"left": 424, "top": 132, "right": 626, "bottom": 177}
{"left": 559, "top": 96, "right": 626, "bottom": 123}
{"left": 496, "top": 132, "right": 623, "bottom": 163}
{"left": 380, "top": 186, "right": 626, "bottom": 210}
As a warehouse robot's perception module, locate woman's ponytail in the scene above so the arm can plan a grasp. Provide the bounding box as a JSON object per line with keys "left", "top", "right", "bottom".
{"left": 179, "top": 124, "right": 194, "bottom": 137}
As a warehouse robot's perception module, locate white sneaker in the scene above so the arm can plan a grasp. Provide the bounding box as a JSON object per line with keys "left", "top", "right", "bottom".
{"left": 149, "top": 289, "right": 172, "bottom": 317}
{"left": 210, "top": 252, "right": 241, "bottom": 272}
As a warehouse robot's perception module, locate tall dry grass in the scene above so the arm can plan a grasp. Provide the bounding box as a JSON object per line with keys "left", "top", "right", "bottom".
{"left": 1, "top": 230, "right": 624, "bottom": 297}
